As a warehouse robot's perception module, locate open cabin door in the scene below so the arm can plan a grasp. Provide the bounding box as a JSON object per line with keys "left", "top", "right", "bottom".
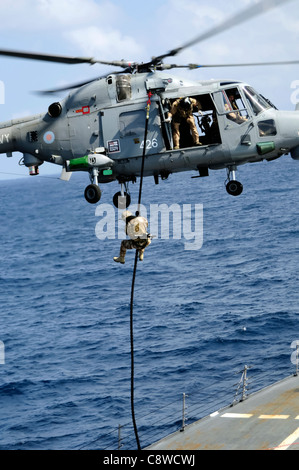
{"left": 160, "top": 91, "right": 222, "bottom": 150}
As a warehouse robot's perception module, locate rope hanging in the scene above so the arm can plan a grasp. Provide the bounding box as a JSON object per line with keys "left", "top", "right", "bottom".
{"left": 130, "top": 91, "right": 152, "bottom": 450}
{"left": 137, "top": 91, "right": 152, "bottom": 215}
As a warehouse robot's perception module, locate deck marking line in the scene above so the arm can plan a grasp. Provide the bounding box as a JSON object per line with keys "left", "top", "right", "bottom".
{"left": 274, "top": 427, "right": 299, "bottom": 451}
{"left": 258, "top": 414, "right": 289, "bottom": 420}
{"left": 221, "top": 413, "right": 253, "bottom": 419}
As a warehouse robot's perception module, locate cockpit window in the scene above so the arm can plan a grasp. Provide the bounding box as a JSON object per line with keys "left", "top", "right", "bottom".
{"left": 243, "top": 86, "right": 271, "bottom": 115}
{"left": 258, "top": 119, "right": 277, "bottom": 136}
{"left": 222, "top": 87, "right": 248, "bottom": 124}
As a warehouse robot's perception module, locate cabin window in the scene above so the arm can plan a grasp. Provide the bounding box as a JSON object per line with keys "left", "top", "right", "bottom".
{"left": 258, "top": 119, "right": 277, "bottom": 137}
{"left": 222, "top": 87, "right": 248, "bottom": 124}
{"left": 116, "top": 75, "right": 132, "bottom": 102}
{"left": 243, "top": 86, "right": 271, "bottom": 116}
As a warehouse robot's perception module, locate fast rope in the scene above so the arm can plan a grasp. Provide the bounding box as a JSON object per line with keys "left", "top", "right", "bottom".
{"left": 130, "top": 91, "right": 152, "bottom": 450}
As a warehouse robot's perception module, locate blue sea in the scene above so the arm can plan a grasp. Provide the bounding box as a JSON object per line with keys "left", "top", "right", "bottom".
{"left": 0, "top": 155, "right": 298, "bottom": 450}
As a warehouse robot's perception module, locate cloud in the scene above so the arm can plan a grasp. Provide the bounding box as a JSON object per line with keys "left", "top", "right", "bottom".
{"left": 1, "top": 0, "right": 297, "bottom": 66}
{"left": 65, "top": 26, "right": 145, "bottom": 62}
{"left": 175, "top": 0, "right": 298, "bottom": 72}
{"left": 0, "top": 0, "right": 145, "bottom": 65}
{"left": 0, "top": 0, "right": 119, "bottom": 31}
{"left": 37, "top": 0, "right": 118, "bottom": 27}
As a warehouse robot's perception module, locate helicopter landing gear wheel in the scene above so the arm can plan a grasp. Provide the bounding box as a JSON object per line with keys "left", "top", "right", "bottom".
{"left": 226, "top": 180, "right": 243, "bottom": 196}
{"left": 85, "top": 168, "right": 102, "bottom": 204}
{"left": 113, "top": 191, "right": 131, "bottom": 209}
{"left": 84, "top": 184, "right": 102, "bottom": 204}
{"left": 226, "top": 166, "right": 243, "bottom": 197}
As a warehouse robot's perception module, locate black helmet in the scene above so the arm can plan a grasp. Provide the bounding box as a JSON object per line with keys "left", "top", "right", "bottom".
{"left": 180, "top": 97, "right": 192, "bottom": 109}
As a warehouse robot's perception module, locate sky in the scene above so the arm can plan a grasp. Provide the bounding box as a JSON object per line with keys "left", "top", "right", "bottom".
{"left": 0, "top": 0, "right": 299, "bottom": 179}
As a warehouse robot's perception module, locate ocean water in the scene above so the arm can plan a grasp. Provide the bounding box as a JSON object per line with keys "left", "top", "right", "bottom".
{"left": 0, "top": 155, "right": 298, "bottom": 450}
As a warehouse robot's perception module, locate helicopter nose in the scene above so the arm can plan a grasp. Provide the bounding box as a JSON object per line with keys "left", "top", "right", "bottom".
{"left": 288, "top": 109, "right": 299, "bottom": 160}
{"left": 274, "top": 110, "right": 299, "bottom": 161}
{"left": 288, "top": 112, "right": 299, "bottom": 160}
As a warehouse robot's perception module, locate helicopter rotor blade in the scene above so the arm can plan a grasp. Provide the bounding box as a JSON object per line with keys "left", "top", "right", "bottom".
{"left": 0, "top": 48, "right": 134, "bottom": 68}
{"left": 151, "top": 0, "right": 294, "bottom": 65}
{"left": 35, "top": 77, "right": 103, "bottom": 95}
{"left": 0, "top": 49, "right": 94, "bottom": 64}
{"left": 35, "top": 79, "right": 98, "bottom": 95}
{"left": 34, "top": 71, "right": 124, "bottom": 95}
{"left": 158, "top": 60, "right": 299, "bottom": 70}
{"left": 0, "top": 0, "right": 295, "bottom": 90}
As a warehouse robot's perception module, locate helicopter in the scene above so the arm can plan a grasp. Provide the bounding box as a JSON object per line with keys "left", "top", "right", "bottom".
{"left": 0, "top": 0, "right": 299, "bottom": 208}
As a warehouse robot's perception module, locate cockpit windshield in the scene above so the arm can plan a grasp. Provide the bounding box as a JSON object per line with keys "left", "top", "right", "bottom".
{"left": 243, "top": 86, "right": 272, "bottom": 115}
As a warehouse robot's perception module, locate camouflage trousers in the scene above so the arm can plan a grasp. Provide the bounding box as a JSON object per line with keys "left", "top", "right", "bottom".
{"left": 119, "top": 237, "right": 151, "bottom": 258}
{"left": 172, "top": 116, "right": 200, "bottom": 149}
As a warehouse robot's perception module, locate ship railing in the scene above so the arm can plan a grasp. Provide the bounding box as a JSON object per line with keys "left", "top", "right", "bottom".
{"left": 77, "top": 363, "right": 296, "bottom": 450}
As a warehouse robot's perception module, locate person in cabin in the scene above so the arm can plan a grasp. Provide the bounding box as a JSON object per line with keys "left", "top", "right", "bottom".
{"left": 166, "top": 97, "right": 202, "bottom": 149}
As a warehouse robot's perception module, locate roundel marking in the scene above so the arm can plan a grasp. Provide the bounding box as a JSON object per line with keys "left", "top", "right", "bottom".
{"left": 43, "top": 131, "right": 55, "bottom": 144}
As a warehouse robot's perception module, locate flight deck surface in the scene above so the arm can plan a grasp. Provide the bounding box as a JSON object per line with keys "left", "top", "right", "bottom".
{"left": 147, "top": 375, "right": 299, "bottom": 450}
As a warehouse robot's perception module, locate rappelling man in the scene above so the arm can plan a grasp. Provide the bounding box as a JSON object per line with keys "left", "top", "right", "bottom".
{"left": 113, "top": 210, "right": 151, "bottom": 264}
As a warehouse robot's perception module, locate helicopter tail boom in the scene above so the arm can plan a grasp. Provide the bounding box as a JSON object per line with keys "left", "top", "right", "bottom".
{"left": 0, "top": 121, "right": 16, "bottom": 155}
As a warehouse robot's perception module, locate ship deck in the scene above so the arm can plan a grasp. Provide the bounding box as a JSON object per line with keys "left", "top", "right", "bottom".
{"left": 147, "top": 374, "right": 299, "bottom": 450}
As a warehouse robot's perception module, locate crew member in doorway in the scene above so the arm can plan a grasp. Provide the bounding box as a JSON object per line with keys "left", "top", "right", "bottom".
{"left": 113, "top": 210, "right": 151, "bottom": 264}
{"left": 166, "top": 97, "right": 202, "bottom": 150}
{"left": 225, "top": 93, "right": 247, "bottom": 124}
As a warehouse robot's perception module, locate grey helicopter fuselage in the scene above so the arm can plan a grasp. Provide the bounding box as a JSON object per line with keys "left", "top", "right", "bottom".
{"left": 1, "top": 70, "right": 299, "bottom": 203}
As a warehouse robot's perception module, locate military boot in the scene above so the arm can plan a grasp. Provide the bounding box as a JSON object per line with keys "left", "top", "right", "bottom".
{"left": 113, "top": 256, "right": 125, "bottom": 264}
